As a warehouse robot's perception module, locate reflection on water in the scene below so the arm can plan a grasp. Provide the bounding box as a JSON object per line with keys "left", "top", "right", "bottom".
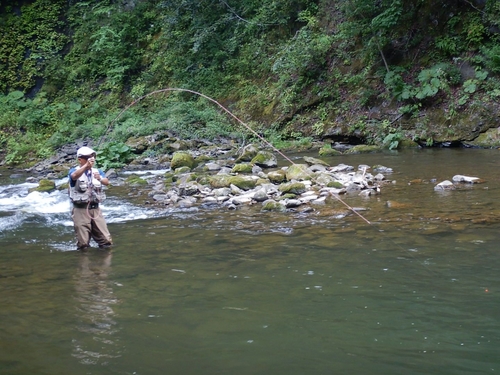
{"left": 1, "top": 149, "right": 500, "bottom": 375}
{"left": 72, "top": 252, "right": 121, "bottom": 365}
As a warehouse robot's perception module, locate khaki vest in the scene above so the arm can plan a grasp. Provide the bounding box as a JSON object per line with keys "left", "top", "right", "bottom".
{"left": 69, "top": 167, "right": 106, "bottom": 204}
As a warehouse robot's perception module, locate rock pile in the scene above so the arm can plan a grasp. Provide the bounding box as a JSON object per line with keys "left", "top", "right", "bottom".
{"left": 121, "top": 145, "right": 393, "bottom": 211}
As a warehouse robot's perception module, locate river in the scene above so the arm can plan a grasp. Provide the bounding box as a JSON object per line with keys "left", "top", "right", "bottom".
{"left": 1, "top": 148, "right": 499, "bottom": 375}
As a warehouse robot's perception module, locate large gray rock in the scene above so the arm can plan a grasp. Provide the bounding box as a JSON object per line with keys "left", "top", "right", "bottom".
{"left": 236, "top": 144, "right": 259, "bottom": 162}
{"left": 285, "top": 164, "right": 311, "bottom": 181}
{"left": 251, "top": 151, "right": 278, "bottom": 168}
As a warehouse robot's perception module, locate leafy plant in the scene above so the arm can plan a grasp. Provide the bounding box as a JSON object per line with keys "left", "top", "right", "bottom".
{"left": 97, "top": 142, "right": 133, "bottom": 171}
{"left": 382, "top": 132, "right": 402, "bottom": 150}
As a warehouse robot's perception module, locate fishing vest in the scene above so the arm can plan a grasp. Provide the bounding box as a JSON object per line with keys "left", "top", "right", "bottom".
{"left": 69, "top": 167, "right": 106, "bottom": 204}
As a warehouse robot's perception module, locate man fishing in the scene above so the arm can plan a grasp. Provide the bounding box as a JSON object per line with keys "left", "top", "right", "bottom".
{"left": 68, "top": 146, "right": 113, "bottom": 251}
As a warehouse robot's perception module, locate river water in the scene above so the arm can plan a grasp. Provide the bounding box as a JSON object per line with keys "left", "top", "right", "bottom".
{"left": 1, "top": 148, "right": 499, "bottom": 375}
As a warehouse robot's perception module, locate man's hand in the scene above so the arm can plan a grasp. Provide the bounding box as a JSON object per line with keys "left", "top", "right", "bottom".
{"left": 86, "top": 157, "right": 95, "bottom": 170}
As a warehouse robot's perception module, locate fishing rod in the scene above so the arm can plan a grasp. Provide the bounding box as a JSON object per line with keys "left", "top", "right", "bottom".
{"left": 96, "top": 87, "right": 372, "bottom": 224}
{"left": 96, "top": 88, "right": 295, "bottom": 164}
{"left": 94, "top": 87, "right": 439, "bottom": 271}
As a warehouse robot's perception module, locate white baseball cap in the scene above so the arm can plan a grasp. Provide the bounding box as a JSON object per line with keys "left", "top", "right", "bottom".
{"left": 77, "top": 146, "right": 96, "bottom": 157}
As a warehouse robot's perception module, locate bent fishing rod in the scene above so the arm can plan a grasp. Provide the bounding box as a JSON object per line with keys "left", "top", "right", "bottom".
{"left": 96, "top": 87, "right": 371, "bottom": 224}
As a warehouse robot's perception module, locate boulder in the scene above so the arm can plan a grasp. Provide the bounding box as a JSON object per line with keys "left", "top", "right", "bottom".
{"left": 304, "top": 156, "right": 330, "bottom": 167}
{"left": 171, "top": 151, "right": 195, "bottom": 170}
{"left": 452, "top": 175, "right": 483, "bottom": 183}
{"left": 228, "top": 175, "right": 258, "bottom": 191}
{"left": 434, "top": 180, "right": 455, "bottom": 191}
{"left": 267, "top": 169, "right": 286, "bottom": 184}
{"left": 279, "top": 182, "right": 307, "bottom": 195}
{"left": 231, "top": 163, "right": 254, "bottom": 174}
{"left": 285, "top": 164, "right": 311, "bottom": 181}
{"left": 30, "top": 179, "right": 56, "bottom": 193}
{"left": 236, "top": 144, "right": 259, "bottom": 162}
{"left": 251, "top": 151, "right": 278, "bottom": 168}
{"left": 261, "top": 199, "right": 286, "bottom": 212}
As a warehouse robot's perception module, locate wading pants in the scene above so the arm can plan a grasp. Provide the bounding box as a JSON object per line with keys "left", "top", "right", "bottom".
{"left": 72, "top": 206, "right": 113, "bottom": 249}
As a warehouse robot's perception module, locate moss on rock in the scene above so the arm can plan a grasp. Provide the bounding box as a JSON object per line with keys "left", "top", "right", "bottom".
{"left": 126, "top": 175, "right": 148, "bottom": 186}
{"left": 231, "top": 163, "right": 254, "bottom": 174}
{"left": 30, "top": 179, "right": 56, "bottom": 193}
{"left": 228, "top": 175, "right": 257, "bottom": 190}
{"left": 345, "top": 145, "right": 382, "bottom": 154}
{"left": 279, "top": 181, "right": 307, "bottom": 195}
{"left": 171, "top": 151, "right": 195, "bottom": 170}
{"left": 285, "top": 164, "right": 311, "bottom": 181}
{"left": 268, "top": 169, "right": 286, "bottom": 184}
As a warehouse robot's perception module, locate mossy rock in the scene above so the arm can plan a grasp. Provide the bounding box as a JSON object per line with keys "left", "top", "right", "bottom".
{"left": 196, "top": 175, "right": 211, "bottom": 185}
{"left": 171, "top": 151, "right": 195, "bottom": 170}
{"left": 319, "top": 145, "right": 343, "bottom": 156}
{"left": 195, "top": 154, "right": 213, "bottom": 164}
{"left": 327, "top": 181, "right": 344, "bottom": 188}
{"left": 278, "top": 193, "right": 297, "bottom": 200}
{"left": 398, "top": 139, "right": 420, "bottom": 149}
{"left": 251, "top": 151, "right": 278, "bottom": 168}
{"left": 303, "top": 156, "right": 330, "bottom": 167}
{"left": 285, "top": 164, "right": 311, "bottom": 181}
{"left": 261, "top": 200, "right": 286, "bottom": 212}
{"left": 50, "top": 165, "right": 69, "bottom": 176}
{"left": 176, "top": 173, "right": 197, "bottom": 185}
{"left": 126, "top": 136, "right": 150, "bottom": 153}
{"left": 256, "top": 178, "right": 270, "bottom": 186}
{"left": 236, "top": 143, "right": 259, "bottom": 162}
{"left": 58, "top": 182, "right": 69, "bottom": 191}
{"left": 279, "top": 182, "right": 307, "bottom": 195}
{"left": 164, "top": 140, "right": 190, "bottom": 153}
{"left": 231, "top": 163, "right": 254, "bottom": 174}
{"left": 314, "top": 172, "right": 335, "bottom": 186}
{"left": 465, "top": 128, "right": 500, "bottom": 148}
{"left": 126, "top": 175, "right": 148, "bottom": 186}
{"left": 228, "top": 175, "right": 257, "bottom": 190}
{"left": 345, "top": 145, "right": 382, "bottom": 154}
{"left": 208, "top": 174, "right": 232, "bottom": 188}
{"left": 268, "top": 170, "right": 286, "bottom": 184}
{"left": 30, "top": 179, "right": 56, "bottom": 193}
{"left": 174, "top": 166, "right": 191, "bottom": 174}
{"left": 163, "top": 172, "right": 176, "bottom": 185}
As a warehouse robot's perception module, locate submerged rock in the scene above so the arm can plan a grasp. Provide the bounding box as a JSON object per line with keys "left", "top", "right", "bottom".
{"left": 434, "top": 180, "right": 455, "bottom": 191}
{"left": 452, "top": 175, "right": 484, "bottom": 183}
{"left": 30, "top": 179, "right": 56, "bottom": 193}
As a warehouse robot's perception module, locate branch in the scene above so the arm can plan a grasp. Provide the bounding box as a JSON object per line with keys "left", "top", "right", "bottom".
{"left": 462, "top": 0, "right": 486, "bottom": 15}
{"left": 218, "top": 0, "right": 252, "bottom": 24}
{"left": 377, "top": 42, "right": 390, "bottom": 73}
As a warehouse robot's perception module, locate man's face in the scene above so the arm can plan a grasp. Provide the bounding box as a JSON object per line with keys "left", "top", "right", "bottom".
{"left": 78, "top": 154, "right": 96, "bottom": 165}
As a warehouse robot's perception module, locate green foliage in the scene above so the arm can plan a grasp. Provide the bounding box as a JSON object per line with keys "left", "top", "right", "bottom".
{"left": 385, "top": 63, "right": 461, "bottom": 105}
{"left": 463, "top": 14, "right": 486, "bottom": 49}
{"left": 382, "top": 132, "right": 402, "bottom": 150}
{"left": 463, "top": 80, "right": 477, "bottom": 94}
{"left": 0, "top": 0, "right": 67, "bottom": 93}
{"left": 1, "top": 0, "right": 500, "bottom": 165}
{"left": 63, "top": 1, "right": 158, "bottom": 93}
{"left": 434, "top": 36, "right": 461, "bottom": 56}
{"left": 415, "top": 68, "right": 443, "bottom": 99}
{"left": 97, "top": 142, "right": 133, "bottom": 170}
{"left": 384, "top": 70, "right": 413, "bottom": 101}
{"left": 480, "top": 44, "right": 500, "bottom": 73}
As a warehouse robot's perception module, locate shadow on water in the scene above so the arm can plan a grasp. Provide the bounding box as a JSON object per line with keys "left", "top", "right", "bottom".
{"left": 1, "top": 148, "right": 500, "bottom": 374}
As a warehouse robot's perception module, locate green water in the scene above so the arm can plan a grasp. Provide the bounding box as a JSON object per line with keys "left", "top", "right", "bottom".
{"left": 1, "top": 149, "right": 500, "bottom": 375}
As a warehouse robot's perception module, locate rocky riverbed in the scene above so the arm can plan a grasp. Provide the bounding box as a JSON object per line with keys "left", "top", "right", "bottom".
{"left": 20, "top": 135, "right": 485, "bottom": 217}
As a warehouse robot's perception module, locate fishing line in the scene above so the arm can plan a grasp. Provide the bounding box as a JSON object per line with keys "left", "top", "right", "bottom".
{"left": 96, "top": 88, "right": 295, "bottom": 164}
{"left": 95, "top": 87, "right": 432, "bottom": 271}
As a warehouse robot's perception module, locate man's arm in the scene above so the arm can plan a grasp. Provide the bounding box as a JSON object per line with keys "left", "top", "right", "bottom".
{"left": 70, "top": 159, "right": 94, "bottom": 181}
